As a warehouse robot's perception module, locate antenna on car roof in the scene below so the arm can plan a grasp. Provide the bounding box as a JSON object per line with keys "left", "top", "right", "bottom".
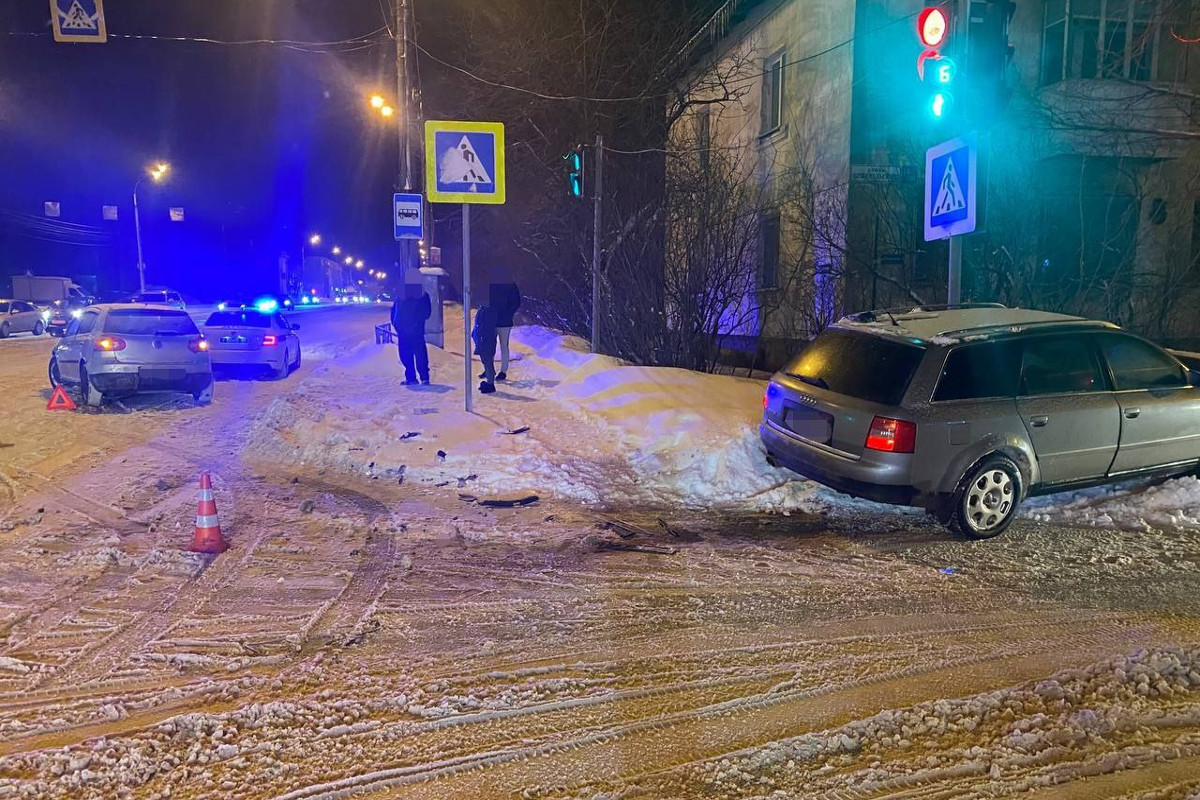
{"left": 883, "top": 310, "right": 899, "bottom": 326}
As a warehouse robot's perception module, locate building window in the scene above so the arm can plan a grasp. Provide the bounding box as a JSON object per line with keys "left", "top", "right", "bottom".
{"left": 760, "top": 212, "right": 780, "bottom": 289}
{"left": 760, "top": 51, "right": 784, "bottom": 135}
{"left": 1041, "top": 0, "right": 1189, "bottom": 85}
{"left": 695, "top": 107, "right": 711, "bottom": 172}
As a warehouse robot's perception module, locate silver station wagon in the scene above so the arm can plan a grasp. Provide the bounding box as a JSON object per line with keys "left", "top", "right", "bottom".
{"left": 761, "top": 304, "right": 1200, "bottom": 539}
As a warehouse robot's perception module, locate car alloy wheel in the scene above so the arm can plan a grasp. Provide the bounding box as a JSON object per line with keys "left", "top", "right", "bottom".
{"left": 33, "top": 321, "right": 44, "bottom": 336}
{"left": 951, "top": 455, "right": 1022, "bottom": 540}
{"left": 48, "top": 357, "right": 62, "bottom": 387}
{"left": 79, "top": 365, "right": 104, "bottom": 407}
{"left": 0, "top": 322, "right": 9, "bottom": 338}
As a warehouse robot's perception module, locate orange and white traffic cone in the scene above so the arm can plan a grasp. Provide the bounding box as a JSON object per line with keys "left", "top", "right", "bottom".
{"left": 190, "top": 472, "right": 229, "bottom": 554}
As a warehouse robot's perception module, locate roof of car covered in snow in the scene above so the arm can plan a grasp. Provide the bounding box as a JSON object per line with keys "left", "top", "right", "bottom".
{"left": 833, "top": 304, "right": 1116, "bottom": 345}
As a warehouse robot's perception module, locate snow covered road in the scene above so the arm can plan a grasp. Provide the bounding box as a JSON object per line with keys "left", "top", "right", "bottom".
{"left": 1, "top": 305, "right": 1199, "bottom": 799}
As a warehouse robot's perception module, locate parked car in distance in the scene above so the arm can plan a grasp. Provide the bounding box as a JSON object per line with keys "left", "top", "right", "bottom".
{"left": 42, "top": 299, "right": 88, "bottom": 337}
{"left": 0, "top": 299, "right": 46, "bottom": 337}
{"left": 201, "top": 308, "right": 300, "bottom": 379}
{"left": 761, "top": 303, "right": 1200, "bottom": 539}
{"left": 132, "top": 289, "right": 186, "bottom": 310}
{"left": 49, "top": 304, "right": 213, "bottom": 406}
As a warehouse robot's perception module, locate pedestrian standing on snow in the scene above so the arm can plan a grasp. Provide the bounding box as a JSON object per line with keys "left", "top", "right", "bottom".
{"left": 391, "top": 283, "right": 432, "bottom": 386}
{"left": 472, "top": 305, "right": 498, "bottom": 394}
{"left": 489, "top": 281, "right": 521, "bottom": 381}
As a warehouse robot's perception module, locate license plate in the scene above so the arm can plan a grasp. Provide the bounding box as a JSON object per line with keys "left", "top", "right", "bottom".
{"left": 783, "top": 405, "right": 833, "bottom": 444}
{"left": 220, "top": 335, "right": 247, "bottom": 344}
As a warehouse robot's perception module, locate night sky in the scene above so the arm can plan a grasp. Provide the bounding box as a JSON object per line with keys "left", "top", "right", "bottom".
{"left": 0, "top": 0, "right": 401, "bottom": 299}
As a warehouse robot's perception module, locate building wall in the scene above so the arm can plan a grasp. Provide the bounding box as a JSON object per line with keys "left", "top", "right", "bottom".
{"left": 676, "top": 0, "right": 856, "bottom": 358}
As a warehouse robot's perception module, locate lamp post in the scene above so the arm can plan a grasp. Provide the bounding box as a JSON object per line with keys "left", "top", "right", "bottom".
{"left": 133, "top": 162, "right": 169, "bottom": 293}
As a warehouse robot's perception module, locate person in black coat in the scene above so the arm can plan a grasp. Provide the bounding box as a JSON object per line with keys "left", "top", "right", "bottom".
{"left": 489, "top": 282, "right": 520, "bottom": 381}
{"left": 391, "top": 283, "right": 432, "bottom": 385}
{"left": 472, "top": 305, "right": 498, "bottom": 394}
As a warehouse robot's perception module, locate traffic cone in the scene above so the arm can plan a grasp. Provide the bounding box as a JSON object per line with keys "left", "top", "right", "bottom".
{"left": 190, "top": 472, "right": 229, "bottom": 554}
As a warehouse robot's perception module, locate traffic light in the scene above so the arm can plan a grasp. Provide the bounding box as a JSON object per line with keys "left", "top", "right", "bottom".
{"left": 563, "top": 145, "right": 585, "bottom": 200}
{"left": 966, "top": 0, "right": 1016, "bottom": 121}
{"left": 916, "top": 5, "right": 956, "bottom": 121}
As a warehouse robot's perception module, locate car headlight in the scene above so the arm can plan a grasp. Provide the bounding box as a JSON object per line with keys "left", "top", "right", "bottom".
{"left": 71, "top": 309, "right": 83, "bottom": 319}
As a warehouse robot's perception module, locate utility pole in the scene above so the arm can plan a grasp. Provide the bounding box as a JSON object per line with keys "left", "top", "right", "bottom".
{"left": 133, "top": 186, "right": 146, "bottom": 293}
{"left": 591, "top": 133, "right": 603, "bottom": 353}
{"left": 396, "top": 0, "right": 414, "bottom": 280}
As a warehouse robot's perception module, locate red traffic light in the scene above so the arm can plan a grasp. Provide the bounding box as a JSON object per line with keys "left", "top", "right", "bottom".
{"left": 918, "top": 7, "right": 949, "bottom": 48}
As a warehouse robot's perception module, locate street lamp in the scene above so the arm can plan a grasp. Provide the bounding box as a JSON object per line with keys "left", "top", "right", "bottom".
{"left": 308, "top": 233, "right": 321, "bottom": 246}
{"left": 332, "top": 245, "right": 341, "bottom": 255}
{"left": 380, "top": 105, "right": 395, "bottom": 118}
{"left": 344, "top": 256, "right": 353, "bottom": 265}
{"left": 133, "top": 161, "right": 170, "bottom": 293}
{"left": 369, "top": 93, "right": 385, "bottom": 109}
{"left": 356, "top": 259, "right": 364, "bottom": 269}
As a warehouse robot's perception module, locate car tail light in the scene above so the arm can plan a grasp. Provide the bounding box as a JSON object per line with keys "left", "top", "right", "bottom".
{"left": 262, "top": 334, "right": 279, "bottom": 346}
{"left": 94, "top": 336, "right": 126, "bottom": 352}
{"left": 763, "top": 391, "right": 769, "bottom": 410}
{"left": 188, "top": 337, "right": 209, "bottom": 353}
{"left": 865, "top": 416, "right": 917, "bottom": 453}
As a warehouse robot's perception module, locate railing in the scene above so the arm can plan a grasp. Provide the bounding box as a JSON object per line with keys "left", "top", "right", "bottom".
{"left": 375, "top": 323, "right": 395, "bottom": 345}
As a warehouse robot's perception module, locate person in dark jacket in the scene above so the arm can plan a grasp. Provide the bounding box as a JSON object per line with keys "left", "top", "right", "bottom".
{"left": 489, "top": 282, "right": 520, "bottom": 381}
{"left": 472, "top": 305, "right": 498, "bottom": 394}
{"left": 391, "top": 283, "right": 432, "bottom": 385}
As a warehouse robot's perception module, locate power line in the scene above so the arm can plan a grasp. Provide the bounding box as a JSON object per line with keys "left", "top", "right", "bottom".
{"left": 4, "top": 27, "right": 390, "bottom": 51}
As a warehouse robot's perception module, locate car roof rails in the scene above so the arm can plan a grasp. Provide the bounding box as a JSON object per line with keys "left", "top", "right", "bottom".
{"left": 841, "top": 302, "right": 1007, "bottom": 326}
{"left": 937, "top": 319, "right": 1117, "bottom": 339}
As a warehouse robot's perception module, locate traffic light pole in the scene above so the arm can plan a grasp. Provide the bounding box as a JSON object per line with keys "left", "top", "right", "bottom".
{"left": 591, "top": 133, "right": 603, "bottom": 353}
{"left": 947, "top": 234, "right": 962, "bottom": 305}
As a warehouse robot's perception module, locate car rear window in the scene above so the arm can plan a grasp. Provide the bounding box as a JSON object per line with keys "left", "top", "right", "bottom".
{"left": 784, "top": 329, "right": 924, "bottom": 406}
{"left": 104, "top": 309, "right": 198, "bottom": 336}
{"left": 134, "top": 292, "right": 168, "bottom": 303}
{"left": 934, "top": 342, "right": 1020, "bottom": 401}
{"left": 0, "top": 302, "right": 9, "bottom": 313}
{"left": 205, "top": 311, "right": 271, "bottom": 328}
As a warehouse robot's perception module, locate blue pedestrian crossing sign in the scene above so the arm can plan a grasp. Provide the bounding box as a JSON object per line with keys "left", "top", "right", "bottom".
{"left": 394, "top": 193, "right": 423, "bottom": 240}
{"left": 924, "top": 132, "right": 977, "bottom": 241}
{"left": 424, "top": 121, "right": 506, "bottom": 205}
{"left": 50, "top": 0, "right": 107, "bottom": 43}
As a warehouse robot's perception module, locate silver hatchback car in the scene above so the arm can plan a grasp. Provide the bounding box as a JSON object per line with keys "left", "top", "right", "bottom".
{"left": 761, "top": 304, "right": 1200, "bottom": 538}
{"left": 49, "top": 304, "right": 214, "bottom": 407}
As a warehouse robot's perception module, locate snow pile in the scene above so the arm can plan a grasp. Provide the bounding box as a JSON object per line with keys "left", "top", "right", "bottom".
{"left": 1023, "top": 475, "right": 1200, "bottom": 532}
{"left": 250, "top": 312, "right": 820, "bottom": 510}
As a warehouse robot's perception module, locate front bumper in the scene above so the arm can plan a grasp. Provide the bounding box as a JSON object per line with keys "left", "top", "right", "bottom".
{"left": 759, "top": 420, "right": 919, "bottom": 507}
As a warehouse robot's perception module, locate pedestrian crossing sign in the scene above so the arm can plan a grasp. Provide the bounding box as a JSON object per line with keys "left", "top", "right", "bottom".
{"left": 51, "top": 0, "right": 107, "bottom": 43}
{"left": 424, "top": 121, "right": 506, "bottom": 204}
{"left": 924, "top": 132, "right": 977, "bottom": 241}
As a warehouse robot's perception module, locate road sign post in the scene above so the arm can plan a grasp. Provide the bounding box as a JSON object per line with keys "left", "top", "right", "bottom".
{"left": 393, "top": 193, "right": 423, "bottom": 240}
{"left": 924, "top": 132, "right": 978, "bottom": 305}
{"left": 424, "top": 120, "right": 506, "bottom": 412}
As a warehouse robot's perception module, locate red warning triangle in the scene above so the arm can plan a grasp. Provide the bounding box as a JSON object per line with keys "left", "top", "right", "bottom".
{"left": 47, "top": 385, "right": 77, "bottom": 411}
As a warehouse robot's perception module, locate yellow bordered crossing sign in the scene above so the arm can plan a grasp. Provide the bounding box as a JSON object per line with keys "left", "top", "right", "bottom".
{"left": 51, "top": 0, "right": 107, "bottom": 43}
{"left": 424, "top": 121, "right": 506, "bottom": 205}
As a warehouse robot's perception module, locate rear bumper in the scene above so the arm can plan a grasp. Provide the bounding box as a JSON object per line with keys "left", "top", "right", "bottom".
{"left": 759, "top": 420, "right": 919, "bottom": 507}
{"left": 208, "top": 349, "right": 284, "bottom": 368}
{"left": 88, "top": 364, "right": 211, "bottom": 394}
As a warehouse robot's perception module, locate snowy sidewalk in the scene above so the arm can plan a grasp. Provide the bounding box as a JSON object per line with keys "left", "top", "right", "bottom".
{"left": 250, "top": 305, "right": 1200, "bottom": 528}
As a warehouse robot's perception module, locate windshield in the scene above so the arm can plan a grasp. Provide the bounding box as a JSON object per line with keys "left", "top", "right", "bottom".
{"left": 785, "top": 328, "right": 925, "bottom": 406}
{"left": 205, "top": 311, "right": 271, "bottom": 328}
{"left": 103, "top": 309, "right": 198, "bottom": 336}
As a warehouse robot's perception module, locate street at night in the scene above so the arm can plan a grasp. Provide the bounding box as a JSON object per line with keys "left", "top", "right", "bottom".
{"left": 3, "top": 0, "right": 1200, "bottom": 798}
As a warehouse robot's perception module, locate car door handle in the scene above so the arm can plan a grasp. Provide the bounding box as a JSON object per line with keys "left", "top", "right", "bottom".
{"left": 1124, "top": 407, "right": 1141, "bottom": 419}
{"left": 1029, "top": 415, "right": 1049, "bottom": 427}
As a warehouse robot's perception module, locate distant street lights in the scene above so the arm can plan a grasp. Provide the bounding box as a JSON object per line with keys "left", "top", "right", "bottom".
{"left": 344, "top": 256, "right": 353, "bottom": 265}
{"left": 331, "top": 245, "right": 341, "bottom": 255}
{"left": 133, "top": 161, "right": 169, "bottom": 293}
{"left": 308, "top": 233, "right": 321, "bottom": 246}
{"left": 355, "top": 259, "right": 364, "bottom": 269}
